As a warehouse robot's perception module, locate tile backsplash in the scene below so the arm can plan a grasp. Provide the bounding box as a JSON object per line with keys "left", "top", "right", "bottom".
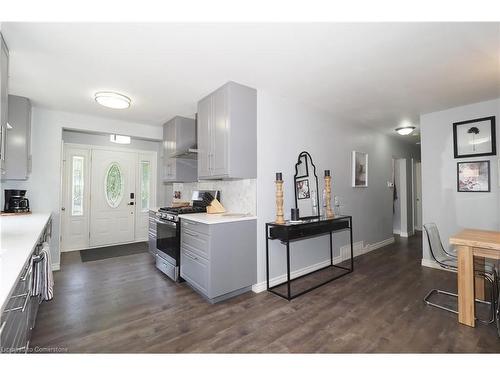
{"left": 171, "top": 179, "right": 256, "bottom": 215}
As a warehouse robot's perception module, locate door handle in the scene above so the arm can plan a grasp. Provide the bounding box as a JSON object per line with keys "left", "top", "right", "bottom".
{"left": 127, "top": 202, "right": 134, "bottom": 206}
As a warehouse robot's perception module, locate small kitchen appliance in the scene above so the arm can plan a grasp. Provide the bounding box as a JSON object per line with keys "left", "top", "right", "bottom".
{"left": 151, "top": 190, "right": 220, "bottom": 282}
{"left": 3, "top": 189, "right": 30, "bottom": 213}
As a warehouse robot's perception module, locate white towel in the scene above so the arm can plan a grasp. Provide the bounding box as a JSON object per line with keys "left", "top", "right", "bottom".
{"left": 32, "top": 242, "right": 54, "bottom": 301}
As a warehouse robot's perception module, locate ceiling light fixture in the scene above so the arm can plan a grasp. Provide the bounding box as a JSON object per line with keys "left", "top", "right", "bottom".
{"left": 395, "top": 126, "right": 416, "bottom": 136}
{"left": 95, "top": 91, "right": 131, "bottom": 109}
{"left": 110, "top": 134, "right": 131, "bottom": 144}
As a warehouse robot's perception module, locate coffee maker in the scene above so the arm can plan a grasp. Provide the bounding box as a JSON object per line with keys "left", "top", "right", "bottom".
{"left": 4, "top": 189, "right": 30, "bottom": 213}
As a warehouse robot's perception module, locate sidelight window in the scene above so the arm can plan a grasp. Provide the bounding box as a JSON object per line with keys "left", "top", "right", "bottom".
{"left": 140, "top": 161, "right": 151, "bottom": 211}
{"left": 71, "top": 156, "right": 84, "bottom": 216}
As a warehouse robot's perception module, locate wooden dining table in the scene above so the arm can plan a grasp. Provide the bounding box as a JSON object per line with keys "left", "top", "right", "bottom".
{"left": 449, "top": 228, "right": 500, "bottom": 327}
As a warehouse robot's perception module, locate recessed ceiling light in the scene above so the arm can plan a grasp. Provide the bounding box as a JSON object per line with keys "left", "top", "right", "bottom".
{"left": 95, "top": 91, "right": 131, "bottom": 109}
{"left": 110, "top": 134, "right": 131, "bottom": 144}
{"left": 395, "top": 126, "right": 416, "bottom": 136}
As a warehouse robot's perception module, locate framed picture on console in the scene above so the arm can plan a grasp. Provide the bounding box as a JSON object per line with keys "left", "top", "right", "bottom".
{"left": 453, "top": 116, "right": 496, "bottom": 158}
{"left": 457, "top": 160, "right": 490, "bottom": 192}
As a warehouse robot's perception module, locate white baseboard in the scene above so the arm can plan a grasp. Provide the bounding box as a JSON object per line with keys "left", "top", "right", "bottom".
{"left": 52, "top": 263, "right": 60, "bottom": 271}
{"left": 253, "top": 236, "right": 395, "bottom": 293}
{"left": 393, "top": 229, "right": 401, "bottom": 235}
{"left": 400, "top": 231, "right": 410, "bottom": 238}
{"left": 421, "top": 258, "right": 455, "bottom": 273}
{"left": 251, "top": 256, "right": 343, "bottom": 293}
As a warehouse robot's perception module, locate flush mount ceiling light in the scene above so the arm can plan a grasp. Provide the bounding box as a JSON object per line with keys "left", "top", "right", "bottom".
{"left": 395, "top": 126, "right": 416, "bottom": 136}
{"left": 95, "top": 91, "right": 131, "bottom": 109}
{"left": 110, "top": 134, "right": 131, "bottom": 144}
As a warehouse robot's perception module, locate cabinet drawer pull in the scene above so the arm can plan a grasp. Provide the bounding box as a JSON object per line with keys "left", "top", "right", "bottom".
{"left": 184, "top": 251, "right": 198, "bottom": 261}
{"left": 5, "top": 292, "right": 30, "bottom": 313}
{"left": 184, "top": 230, "right": 198, "bottom": 237}
{"left": 20, "top": 264, "right": 32, "bottom": 282}
{"left": 15, "top": 344, "right": 27, "bottom": 353}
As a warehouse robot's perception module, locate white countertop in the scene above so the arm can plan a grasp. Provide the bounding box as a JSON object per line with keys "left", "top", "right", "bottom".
{"left": 0, "top": 213, "right": 51, "bottom": 312}
{"left": 178, "top": 212, "right": 257, "bottom": 224}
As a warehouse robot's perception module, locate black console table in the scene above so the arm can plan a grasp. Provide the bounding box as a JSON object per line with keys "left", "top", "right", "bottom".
{"left": 265, "top": 215, "right": 353, "bottom": 300}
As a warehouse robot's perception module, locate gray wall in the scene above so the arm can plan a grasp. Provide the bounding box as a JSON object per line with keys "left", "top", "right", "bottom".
{"left": 420, "top": 97, "right": 500, "bottom": 261}
{"left": 256, "top": 91, "right": 421, "bottom": 282}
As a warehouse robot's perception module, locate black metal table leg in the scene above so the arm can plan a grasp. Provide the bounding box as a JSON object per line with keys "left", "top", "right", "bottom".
{"left": 266, "top": 223, "right": 270, "bottom": 290}
{"left": 349, "top": 217, "right": 354, "bottom": 271}
{"left": 266, "top": 216, "right": 354, "bottom": 301}
{"left": 286, "top": 240, "right": 291, "bottom": 300}
{"left": 329, "top": 231, "right": 333, "bottom": 266}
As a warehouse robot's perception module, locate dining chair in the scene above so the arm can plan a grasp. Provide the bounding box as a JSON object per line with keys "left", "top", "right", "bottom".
{"left": 423, "top": 223, "right": 498, "bottom": 324}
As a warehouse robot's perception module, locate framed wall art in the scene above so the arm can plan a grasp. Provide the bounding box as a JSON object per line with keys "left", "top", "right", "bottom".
{"left": 453, "top": 116, "right": 496, "bottom": 158}
{"left": 352, "top": 151, "right": 368, "bottom": 187}
{"left": 457, "top": 160, "right": 490, "bottom": 192}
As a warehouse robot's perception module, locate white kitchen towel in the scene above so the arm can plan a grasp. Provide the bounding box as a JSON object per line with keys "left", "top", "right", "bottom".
{"left": 32, "top": 242, "right": 54, "bottom": 301}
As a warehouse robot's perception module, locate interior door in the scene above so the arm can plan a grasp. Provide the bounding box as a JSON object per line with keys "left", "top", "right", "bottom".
{"left": 90, "top": 149, "right": 136, "bottom": 247}
{"left": 211, "top": 87, "right": 228, "bottom": 176}
{"left": 415, "top": 162, "right": 422, "bottom": 230}
{"left": 62, "top": 146, "right": 90, "bottom": 251}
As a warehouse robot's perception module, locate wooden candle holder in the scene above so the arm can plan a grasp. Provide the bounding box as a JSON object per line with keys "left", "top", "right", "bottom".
{"left": 275, "top": 180, "right": 285, "bottom": 224}
{"left": 325, "top": 175, "right": 334, "bottom": 219}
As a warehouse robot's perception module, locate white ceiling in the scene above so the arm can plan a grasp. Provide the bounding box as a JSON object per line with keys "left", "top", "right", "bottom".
{"left": 2, "top": 23, "right": 499, "bottom": 137}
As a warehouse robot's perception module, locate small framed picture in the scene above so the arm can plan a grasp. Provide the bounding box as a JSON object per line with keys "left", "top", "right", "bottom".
{"left": 457, "top": 161, "right": 490, "bottom": 192}
{"left": 296, "top": 179, "right": 310, "bottom": 200}
{"left": 453, "top": 116, "right": 496, "bottom": 158}
{"left": 352, "top": 151, "right": 368, "bottom": 187}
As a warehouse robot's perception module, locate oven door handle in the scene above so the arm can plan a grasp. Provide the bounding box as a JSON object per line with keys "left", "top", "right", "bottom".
{"left": 155, "top": 219, "right": 177, "bottom": 228}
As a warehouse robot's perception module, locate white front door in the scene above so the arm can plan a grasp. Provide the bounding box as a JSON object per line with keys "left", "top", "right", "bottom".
{"left": 90, "top": 149, "right": 137, "bottom": 247}
{"left": 62, "top": 146, "right": 91, "bottom": 251}
{"left": 415, "top": 161, "right": 422, "bottom": 230}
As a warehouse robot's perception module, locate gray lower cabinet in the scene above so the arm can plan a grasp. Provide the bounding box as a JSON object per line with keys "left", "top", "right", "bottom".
{"left": 197, "top": 81, "right": 257, "bottom": 180}
{"left": 0, "top": 219, "right": 51, "bottom": 353}
{"left": 180, "top": 218, "right": 256, "bottom": 303}
{"left": 0, "top": 254, "right": 39, "bottom": 353}
{"left": 4, "top": 95, "right": 32, "bottom": 180}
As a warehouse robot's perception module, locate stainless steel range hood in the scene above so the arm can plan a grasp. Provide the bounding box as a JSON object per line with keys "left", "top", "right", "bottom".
{"left": 170, "top": 147, "right": 198, "bottom": 159}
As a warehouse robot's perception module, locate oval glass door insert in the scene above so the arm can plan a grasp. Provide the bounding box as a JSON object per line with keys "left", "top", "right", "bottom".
{"left": 105, "top": 162, "right": 124, "bottom": 208}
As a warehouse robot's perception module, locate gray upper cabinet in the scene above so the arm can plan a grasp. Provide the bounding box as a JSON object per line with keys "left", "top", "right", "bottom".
{"left": 197, "top": 81, "right": 257, "bottom": 179}
{"left": 4, "top": 95, "right": 32, "bottom": 180}
{"left": 0, "top": 34, "right": 8, "bottom": 175}
{"left": 162, "top": 116, "right": 198, "bottom": 182}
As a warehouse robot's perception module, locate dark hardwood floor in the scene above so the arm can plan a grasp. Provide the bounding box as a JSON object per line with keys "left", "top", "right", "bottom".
{"left": 30, "top": 234, "right": 500, "bottom": 353}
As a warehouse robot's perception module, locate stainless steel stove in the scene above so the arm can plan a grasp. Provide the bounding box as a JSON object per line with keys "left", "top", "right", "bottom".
{"left": 152, "top": 190, "right": 220, "bottom": 282}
